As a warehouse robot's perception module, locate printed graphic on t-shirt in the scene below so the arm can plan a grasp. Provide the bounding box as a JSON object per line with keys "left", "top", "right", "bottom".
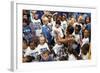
{"left": 40, "top": 47, "right": 48, "bottom": 53}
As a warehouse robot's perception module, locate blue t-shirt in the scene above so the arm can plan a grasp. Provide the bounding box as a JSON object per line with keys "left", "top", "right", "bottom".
{"left": 42, "top": 25, "right": 52, "bottom": 44}
{"left": 86, "top": 23, "right": 91, "bottom": 31}
{"left": 23, "top": 25, "right": 33, "bottom": 42}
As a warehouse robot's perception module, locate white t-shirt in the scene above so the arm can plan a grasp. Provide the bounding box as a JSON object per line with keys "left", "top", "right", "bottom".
{"left": 82, "top": 37, "right": 89, "bottom": 46}
{"left": 68, "top": 54, "right": 77, "bottom": 61}
{"left": 23, "top": 47, "right": 31, "bottom": 57}
{"left": 52, "top": 21, "right": 56, "bottom": 29}
{"left": 73, "top": 32, "right": 80, "bottom": 43}
{"left": 53, "top": 44, "right": 64, "bottom": 54}
{"left": 61, "top": 21, "right": 67, "bottom": 30}
{"left": 32, "top": 19, "right": 42, "bottom": 36}
{"left": 35, "top": 29, "right": 42, "bottom": 37}
{"left": 48, "top": 22, "right": 53, "bottom": 30}
{"left": 23, "top": 47, "right": 39, "bottom": 57}
{"left": 36, "top": 43, "right": 50, "bottom": 55}
{"left": 31, "top": 19, "right": 41, "bottom": 25}
{"left": 30, "top": 50, "right": 39, "bottom": 58}
{"left": 82, "top": 53, "right": 89, "bottom": 60}
{"left": 52, "top": 27, "right": 64, "bottom": 38}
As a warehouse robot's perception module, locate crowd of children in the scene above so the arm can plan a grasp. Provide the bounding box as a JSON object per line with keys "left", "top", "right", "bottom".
{"left": 22, "top": 10, "right": 91, "bottom": 62}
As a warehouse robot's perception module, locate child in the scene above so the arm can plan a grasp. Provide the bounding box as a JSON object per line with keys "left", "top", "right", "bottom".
{"left": 40, "top": 50, "right": 53, "bottom": 61}
{"left": 36, "top": 35, "right": 50, "bottom": 55}
{"left": 85, "top": 16, "right": 91, "bottom": 42}
{"left": 30, "top": 11, "right": 41, "bottom": 25}
{"left": 22, "top": 38, "right": 34, "bottom": 62}
{"left": 77, "top": 15, "right": 84, "bottom": 24}
{"left": 52, "top": 20, "right": 64, "bottom": 42}
{"left": 25, "top": 41, "right": 39, "bottom": 61}
{"left": 52, "top": 20, "right": 65, "bottom": 60}
{"left": 67, "top": 47, "right": 81, "bottom": 60}
{"left": 42, "top": 16, "right": 53, "bottom": 45}
{"left": 81, "top": 44, "right": 90, "bottom": 60}
{"left": 68, "top": 17, "right": 76, "bottom": 26}
{"left": 72, "top": 25, "right": 82, "bottom": 55}
{"left": 30, "top": 13, "right": 42, "bottom": 37}
{"left": 36, "top": 35, "right": 53, "bottom": 61}
{"left": 47, "top": 14, "right": 53, "bottom": 30}
{"left": 73, "top": 25, "right": 81, "bottom": 44}
{"left": 61, "top": 15, "right": 68, "bottom": 35}
{"left": 67, "top": 48, "right": 77, "bottom": 61}
{"left": 23, "top": 40, "right": 39, "bottom": 61}
{"left": 23, "top": 18, "right": 33, "bottom": 43}
{"left": 81, "top": 29, "right": 89, "bottom": 46}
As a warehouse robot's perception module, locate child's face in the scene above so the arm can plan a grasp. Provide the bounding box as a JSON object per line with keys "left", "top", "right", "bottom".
{"left": 67, "top": 35, "right": 74, "bottom": 44}
{"left": 78, "top": 15, "right": 83, "bottom": 23}
{"left": 30, "top": 42, "right": 35, "bottom": 50}
{"left": 70, "top": 18, "right": 75, "bottom": 25}
{"left": 86, "top": 17, "right": 90, "bottom": 24}
{"left": 48, "top": 16, "right": 52, "bottom": 22}
{"left": 41, "top": 51, "right": 49, "bottom": 61}
{"left": 75, "top": 26, "right": 79, "bottom": 34}
{"left": 62, "top": 15, "right": 66, "bottom": 21}
{"left": 39, "top": 37, "right": 46, "bottom": 45}
{"left": 34, "top": 14, "right": 38, "bottom": 20}
{"left": 84, "top": 30, "right": 89, "bottom": 38}
{"left": 42, "top": 17, "right": 49, "bottom": 25}
{"left": 57, "top": 16, "right": 62, "bottom": 21}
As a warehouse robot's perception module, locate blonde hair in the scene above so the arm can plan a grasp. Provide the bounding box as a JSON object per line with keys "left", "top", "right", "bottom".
{"left": 39, "top": 35, "right": 48, "bottom": 43}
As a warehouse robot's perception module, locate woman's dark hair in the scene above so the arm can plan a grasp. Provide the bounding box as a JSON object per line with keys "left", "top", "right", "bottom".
{"left": 75, "top": 25, "right": 81, "bottom": 32}
{"left": 85, "top": 16, "right": 91, "bottom": 24}
{"left": 81, "top": 44, "right": 89, "bottom": 55}
{"left": 66, "top": 25, "right": 74, "bottom": 34}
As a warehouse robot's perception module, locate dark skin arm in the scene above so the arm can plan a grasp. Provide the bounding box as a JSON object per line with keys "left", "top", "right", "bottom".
{"left": 56, "top": 36, "right": 68, "bottom": 44}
